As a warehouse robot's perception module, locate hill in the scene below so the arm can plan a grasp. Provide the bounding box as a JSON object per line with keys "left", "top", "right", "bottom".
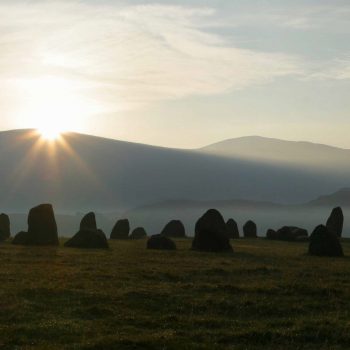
{"left": 309, "top": 188, "right": 350, "bottom": 207}
{"left": 1, "top": 130, "right": 350, "bottom": 212}
{"left": 199, "top": 135, "right": 350, "bottom": 169}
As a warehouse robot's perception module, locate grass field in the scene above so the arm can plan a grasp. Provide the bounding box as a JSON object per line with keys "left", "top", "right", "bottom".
{"left": 1, "top": 238, "right": 350, "bottom": 349}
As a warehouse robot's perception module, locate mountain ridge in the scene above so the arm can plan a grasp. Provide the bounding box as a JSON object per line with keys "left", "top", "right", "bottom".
{"left": 3, "top": 128, "right": 349, "bottom": 152}
{"left": 0, "top": 129, "right": 349, "bottom": 212}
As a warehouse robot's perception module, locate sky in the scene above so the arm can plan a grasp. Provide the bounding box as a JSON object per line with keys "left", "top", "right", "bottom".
{"left": 1, "top": 0, "right": 350, "bottom": 148}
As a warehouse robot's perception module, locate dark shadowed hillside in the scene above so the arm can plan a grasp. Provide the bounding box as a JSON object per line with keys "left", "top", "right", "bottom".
{"left": 1, "top": 130, "right": 350, "bottom": 213}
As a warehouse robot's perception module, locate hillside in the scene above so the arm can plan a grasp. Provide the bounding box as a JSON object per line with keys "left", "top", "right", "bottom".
{"left": 1, "top": 130, "right": 350, "bottom": 212}
{"left": 199, "top": 136, "right": 350, "bottom": 170}
{"left": 309, "top": 188, "right": 350, "bottom": 207}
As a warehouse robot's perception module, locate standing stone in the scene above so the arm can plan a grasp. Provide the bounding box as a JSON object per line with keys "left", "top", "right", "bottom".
{"left": 110, "top": 219, "right": 130, "bottom": 239}
{"left": 65, "top": 211, "right": 109, "bottom": 249}
{"left": 64, "top": 229, "right": 109, "bottom": 249}
{"left": 80, "top": 212, "right": 97, "bottom": 230}
{"left": 12, "top": 204, "right": 59, "bottom": 246}
{"left": 130, "top": 227, "right": 148, "bottom": 240}
{"left": 0, "top": 213, "right": 10, "bottom": 241}
{"left": 12, "top": 231, "right": 28, "bottom": 245}
{"left": 243, "top": 220, "right": 257, "bottom": 238}
{"left": 147, "top": 234, "right": 176, "bottom": 250}
{"left": 161, "top": 220, "right": 186, "bottom": 238}
{"left": 326, "top": 207, "right": 344, "bottom": 238}
{"left": 226, "top": 219, "right": 239, "bottom": 239}
{"left": 27, "top": 204, "right": 59, "bottom": 245}
{"left": 309, "top": 225, "right": 343, "bottom": 257}
{"left": 192, "top": 209, "right": 233, "bottom": 252}
{"left": 266, "top": 229, "right": 278, "bottom": 240}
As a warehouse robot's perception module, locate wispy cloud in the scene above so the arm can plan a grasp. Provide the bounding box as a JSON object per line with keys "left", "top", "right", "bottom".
{"left": 0, "top": 1, "right": 302, "bottom": 115}
{"left": 215, "top": 4, "right": 350, "bottom": 31}
{"left": 307, "top": 57, "right": 350, "bottom": 80}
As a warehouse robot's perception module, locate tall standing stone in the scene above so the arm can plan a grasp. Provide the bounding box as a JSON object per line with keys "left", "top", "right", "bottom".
{"left": 326, "top": 207, "right": 344, "bottom": 238}
{"left": 243, "top": 220, "right": 257, "bottom": 238}
{"left": 192, "top": 209, "right": 233, "bottom": 252}
{"left": 110, "top": 219, "right": 130, "bottom": 239}
{"left": 12, "top": 204, "right": 59, "bottom": 246}
{"left": 0, "top": 213, "right": 11, "bottom": 241}
{"left": 226, "top": 219, "right": 239, "bottom": 239}
{"left": 80, "top": 212, "right": 97, "bottom": 230}
{"left": 309, "top": 225, "right": 343, "bottom": 257}
{"left": 161, "top": 220, "right": 186, "bottom": 238}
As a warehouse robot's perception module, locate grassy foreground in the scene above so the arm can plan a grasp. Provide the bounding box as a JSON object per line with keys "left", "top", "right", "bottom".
{"left": 0, "top": 239, "right": 350, "bottom": 350}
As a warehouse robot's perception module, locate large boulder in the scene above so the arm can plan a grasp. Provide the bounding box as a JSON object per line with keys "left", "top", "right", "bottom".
{"left": 192, "top": 209, "right": 233, "bottom": 252}
{"left": 64, "top": 229, "right": 109, "bottom": 249}
{"left": 110, "top": 219, "right": 130, "bottom": 239}
{"left": 226, "top": 219, "right": 239, "bottom": 239}
{"left": 326, "top": 207, "right": 344, "bottom": 238}
{"left": 147, "top": 234, "right": 176, "bottom": 250}
{"left": 309, "top": 225, "right": 343, "bottom": 257}
{"left": 12, "top": 231, "right": 29, "bottom": 245}
{"left": 80, "top": 212, "right": 97, "bottom": 230}
{"left": 243, "top": 220, "right": 257, "bottom": 238}
{"left": 66, "top": 211, "right": 109, "bottom": 249}
{"left": 275, "top": 226, "right": 308, "bottom": 241}
{"left": 0, "top": 213, "right": 11, "bottom": 241}
{"left": 161, "top": 220, "right": 186, "bottom": 238}
{"left": 12, "top": 204, "right": 59, "bottom": 246}
{"left": 130, "top": 227, "right": 147, "bottom": 240}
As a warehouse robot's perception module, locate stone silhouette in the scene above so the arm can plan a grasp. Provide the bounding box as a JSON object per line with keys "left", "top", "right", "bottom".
{"left": 130, "top": 227, "right": 147, "bottom": 239}
{"left": 192, "top": 209, "right": 233, "bottom": 252}
{"left": 110, "top": 219, "right": 130, "bottom": 239}
{"left": 65, "top": 212, "right": 108, "bottom": 249}
{"left": 226, "top": 219, "right": 239, "bottom": 239}
{"left": 243, "top": 220, "right": 257, "bottom": 238}
{"left": 12, "top": 231, "right": 28, "bottom": 245}
{"left": 266, "top": 229, "right": 278, "bottom": 240}
{"left": 326, "top": 207, "right": 344, "bottom": 238}
{"left": 12, "top": 204, "right": 59, "bottom": 246}
{"left": 65, "top": 229, "right": 109, "bottom": 249}
{"left": 147, "top": 234, "right": 176, "bottom": 250}
{"left": 80, "top": 212, "right": 97, "bottom": 230}
{"left": 0, "top": 213, "right": 11, "bottom": 241}
{"left": 266, "top": 226, "right": 308, "bottom": 241}
{"left": 309, "top": 225, "right": 343, "bottom": 257}
{"left": 161, "top": 220, "right": 186, "bottom": 238}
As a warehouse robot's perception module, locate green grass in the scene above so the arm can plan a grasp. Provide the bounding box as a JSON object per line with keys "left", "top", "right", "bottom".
{"left": 1, "top": 238, "right": 350, "bottom": 349}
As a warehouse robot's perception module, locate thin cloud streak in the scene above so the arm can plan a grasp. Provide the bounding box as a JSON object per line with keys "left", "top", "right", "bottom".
{"left": 0, "top": 1, "right": 302, "bottom": 117}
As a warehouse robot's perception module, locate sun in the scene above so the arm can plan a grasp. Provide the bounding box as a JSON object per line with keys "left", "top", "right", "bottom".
{"left": 37, "top": 126, "right": 63, "bottom": 141}
{"left": 16, "top": 76, "right": 99, "bottom": 138}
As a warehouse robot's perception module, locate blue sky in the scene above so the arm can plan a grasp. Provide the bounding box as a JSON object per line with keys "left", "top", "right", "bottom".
{"left": 1, "top": 0, "right": 350, "bottom": 148}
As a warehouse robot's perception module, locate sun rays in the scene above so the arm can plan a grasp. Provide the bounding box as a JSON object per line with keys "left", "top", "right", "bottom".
{"left": 7, "top": 130, "right": 102, "bottom": 203}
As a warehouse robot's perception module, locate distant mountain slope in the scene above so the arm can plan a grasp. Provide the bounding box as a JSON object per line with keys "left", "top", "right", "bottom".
{"left": 0, "top": 129, "right": 350, "bottom": 212}
{"left": 308, "top": 188, "right": 350, "bottom": 207}
{"left": 199, "top": 136, "right": 350, "bottom": 169}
